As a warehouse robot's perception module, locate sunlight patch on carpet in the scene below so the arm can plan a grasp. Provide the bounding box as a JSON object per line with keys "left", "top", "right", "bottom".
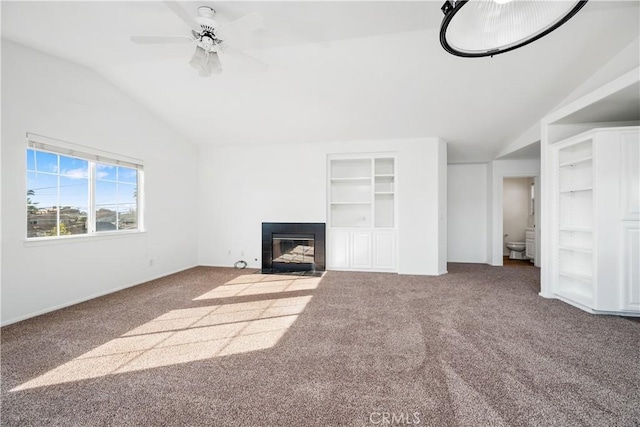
{"left": 11, "top": 276, "right": 316, "bottom": 391}
{"left": 193, "top": 275, "right": 322, "bottom": 300}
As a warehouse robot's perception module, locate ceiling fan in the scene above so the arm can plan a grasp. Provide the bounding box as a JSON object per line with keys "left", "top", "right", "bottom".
{"left": 131, "top": 1, "right": 267, "bottom": 76}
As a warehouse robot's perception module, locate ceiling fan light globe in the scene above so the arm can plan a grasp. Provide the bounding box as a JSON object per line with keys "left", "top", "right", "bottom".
{"left": 208, "top": 51, "right": 223, "bottom": 74}
{"left": 189, "top": 45, "right": 206, "bottom": 69}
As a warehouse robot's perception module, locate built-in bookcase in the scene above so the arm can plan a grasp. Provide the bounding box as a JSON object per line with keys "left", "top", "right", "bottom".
{"left": 556, "top": 137, "right": 594, "bottom": 305}
{"left": 328, "top": 154, "right": 397, "bottom": 272}
{"left": 329, "top": 159, "right": 372, "bottom": 227}
{"left": 550, "top": 127, "right": 640, "bottom": 314}
{"left": 374, "top": 158, "right": 395, "bottom": 228}
{"left": 329, "top": 157, "right": 396, "bottom": 228}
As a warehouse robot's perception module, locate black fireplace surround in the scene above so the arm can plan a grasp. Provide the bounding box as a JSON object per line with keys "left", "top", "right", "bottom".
{"left": 262, "top": 222, "right": 326, "bottom": 274}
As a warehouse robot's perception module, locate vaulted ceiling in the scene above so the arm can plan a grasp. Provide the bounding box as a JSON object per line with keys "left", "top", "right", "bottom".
{"left": 2, "top": 1, "right": 639, "bottom": 162}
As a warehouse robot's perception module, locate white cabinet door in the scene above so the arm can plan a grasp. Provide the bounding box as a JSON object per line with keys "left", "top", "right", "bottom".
{"left": 351, "top": 232, "right": 372, "bottom": 269}
{"left": 621, "top": 131, "right": 640, "bottom": 220}
{"left": 328, "top": 230, "right": 350, "bottom": 269}
{"left": 327, "top": 228, "right": 396, "bottom": 272}
{"left": 525, "top": 239, "right": 535, "bottom": 259}
{"left": 621, "top": 223, "right": 640, "bottom": 311}
{"left": 374, "top": 230, "right": 396, "bottom": 270}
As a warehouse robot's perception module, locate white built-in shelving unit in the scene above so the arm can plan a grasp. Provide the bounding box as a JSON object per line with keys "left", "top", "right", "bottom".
{"left": 541, "top": 67, "right": 640, "bottom": 316}
{"left": 545, "top": 123, "right": 639, "bottom": 315}
{"left": 549, "top": 127, "right": 640, "bottom": 313}
{"left": 327, "top": 154, "right": 397, "bottom": 272}
{"left": 554, "top": 135, "right": 595, "bottom": 306}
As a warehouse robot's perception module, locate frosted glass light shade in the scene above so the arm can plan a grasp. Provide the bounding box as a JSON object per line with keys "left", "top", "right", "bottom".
{"left": 440, "top": 0, "right": 588, "bottom": 57}
{"left": 189, "top": 46, "right": 206, "bottom": 69}
{"left": 190, "top": 46, "right": 223, "bottom": 77}
{"left": 201, "top": 51, "right": 222, "bottom": 76}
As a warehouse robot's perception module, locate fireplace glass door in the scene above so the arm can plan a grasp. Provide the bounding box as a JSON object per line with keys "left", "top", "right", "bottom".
{"left": 272, "top": 234, "right": 315, "bottom": 271}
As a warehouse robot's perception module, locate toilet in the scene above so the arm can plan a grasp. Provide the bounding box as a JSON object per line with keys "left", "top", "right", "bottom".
{"left": 506, "top": 242, "right": 526, "bottom": 259}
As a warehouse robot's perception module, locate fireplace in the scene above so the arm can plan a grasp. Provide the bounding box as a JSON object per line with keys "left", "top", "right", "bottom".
{"left": 262, "top": 223, "right": 325, "bottom": 274}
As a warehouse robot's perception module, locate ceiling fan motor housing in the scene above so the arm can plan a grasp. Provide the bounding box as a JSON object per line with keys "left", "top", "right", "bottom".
{"left": 195, "top": 6, "right": 222, "bottom": 51}
{"left": 196, "top": 6, "right": 218, "bottom": 34}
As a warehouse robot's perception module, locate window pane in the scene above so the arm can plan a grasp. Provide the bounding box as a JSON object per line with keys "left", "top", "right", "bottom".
{"left": 117, "top": 183, "right": 137, "bottom": 230}
{"left": 27, "top": 172, "right": 57, "bottom": 209}
{"left": 26, "top": 149, "right": 36, "bottom": 172}
{"left": 96, "top": 163, "right": 117, "bottom": 181}
{"left": 95, "top": 180, "right": 117, "bottom": 206}
{"left": 35, "top": 151, "right": 58, "bottom": 174}
{"left": 96, "top": 180, "right": 117, "bottom": 232}
{"left": 60, "top": 156, "right": 88, "bottom": 179}
{"left": 96, "top": 164, "right": 138, "bottom": 232}
{"left": 27, "top": 172, "right": 58, "bottom": 238}
{"left": 96, "top": 206, "right": 118, "bottom": 232}
{"left": 118, "top": 166, "right": 137, "bottom": 184}
{"left": 59, "top": 176, "right": 88, "bottom": 235}
{"left": 118, "top": 182, "right": 137, "bottom": 205}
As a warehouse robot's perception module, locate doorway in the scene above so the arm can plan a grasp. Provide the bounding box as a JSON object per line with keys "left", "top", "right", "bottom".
{"left": 503, "top": 177, "right": 537, "bottom": 267}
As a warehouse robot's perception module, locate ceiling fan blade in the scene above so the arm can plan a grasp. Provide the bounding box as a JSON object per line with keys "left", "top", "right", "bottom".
{"left": 163, "top": 0, "right": 200, "bottom": 32}
{"left": 217, "top": 12, "right": 264, "bottom": 42}
{"left": 222, "top": 46, "right": 268, "bottom": 73}
{"left": 131, "top": 36, "right": 193, "bottom": 44}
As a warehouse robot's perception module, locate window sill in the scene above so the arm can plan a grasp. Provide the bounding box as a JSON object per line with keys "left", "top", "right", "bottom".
{"left": 24, "top": 230, "right": 147, "bottom": 247}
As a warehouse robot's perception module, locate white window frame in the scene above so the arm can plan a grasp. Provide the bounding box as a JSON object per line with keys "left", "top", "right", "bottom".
{"left": 26, "top": 132, "right": 145, "bottom": 240}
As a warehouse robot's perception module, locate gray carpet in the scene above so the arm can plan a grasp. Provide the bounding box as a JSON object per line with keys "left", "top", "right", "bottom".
{"left": 2, "top": 264, "right": 639, "bottom": 426}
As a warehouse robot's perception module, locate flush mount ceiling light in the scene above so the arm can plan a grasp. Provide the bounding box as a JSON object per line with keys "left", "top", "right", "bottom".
{"left": 440, "top": 0, "right": 589, "bottom": 58}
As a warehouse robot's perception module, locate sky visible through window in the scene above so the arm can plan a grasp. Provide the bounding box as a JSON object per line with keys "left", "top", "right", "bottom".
{"left": 26, "top": 149, "right": 138, "bottom": 237}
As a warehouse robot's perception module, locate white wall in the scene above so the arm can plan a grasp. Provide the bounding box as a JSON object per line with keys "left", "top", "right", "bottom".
{"left": 503, "top": 178, "right": 533, "bottom": 255}
{"left": 438, "top": 142, "right": 448, "bottom": 274}
{"left": 447, "top": 164, "right": 487, "bottom": 263}
{"left": 1, "top": 41, "right": 199, "bottom": 325}
{"left": 556, "top": 36, "right": 639, "bottom": 111}
{"left": 198, "top": 138, "right": 447, "bottom": 276}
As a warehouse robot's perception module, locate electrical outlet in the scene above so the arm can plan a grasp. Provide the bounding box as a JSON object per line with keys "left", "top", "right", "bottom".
{"left": 148, "top": 259, "right": 154, "bottom": 266}
{"left": 241, "top": 250, "right": 245, "bottom": 257}
{"left": 228, "top": 250, "right": 231, "bottom": 255}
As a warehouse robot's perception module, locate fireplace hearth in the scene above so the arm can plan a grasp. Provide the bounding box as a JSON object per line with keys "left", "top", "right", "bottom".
{"left": 262, "top": 223, "right": 325, "bottom": 275}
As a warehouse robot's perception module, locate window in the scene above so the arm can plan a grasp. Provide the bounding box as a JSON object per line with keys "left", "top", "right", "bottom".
{"left": 26, "top": 135, "right": 143, "bottom": 239}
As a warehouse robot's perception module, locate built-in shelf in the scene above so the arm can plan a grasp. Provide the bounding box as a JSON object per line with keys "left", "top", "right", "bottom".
{"left": 559, "top": 226, "right": 592, "bottom": 232}
{"left": 560, "top": 187, "right": 593, "bottom": 193}
{"left": 559, "top": 245, "right": 592, "bottom": 254}
{"left": 330, "top": 177, "right": 371, "bottom": 182}
{"left": 559, "top": 156, "right": 593, "bottom": 167}
{"left": 556, "top": 136, "right": 596, "bottom": 304}
{"left": 559, "top": 271, "right": 592, "bottom": 283}
{"left": 557, "top": 285, "right": 593, "bottom": 306}
{"left": 330, "top": 202, "right": 371, "bottom": 205}
{"left": 329, "top": 156, "right": 395, "bottom": 229}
